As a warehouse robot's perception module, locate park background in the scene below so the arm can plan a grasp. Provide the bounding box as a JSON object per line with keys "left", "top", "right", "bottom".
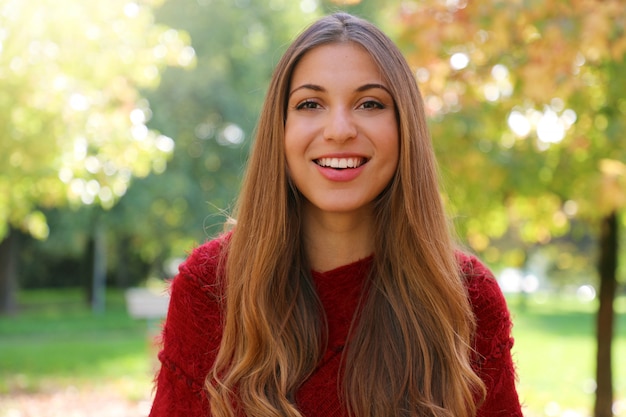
{"left": 0, "top": 0, "right": 624, "bottom": 416}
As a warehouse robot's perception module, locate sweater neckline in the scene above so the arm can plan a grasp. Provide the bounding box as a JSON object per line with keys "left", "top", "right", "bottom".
{"left": 310, "top": 254, "right": 374, "bottom": 277}
{"left": 309, "top": 254, "right": 373, "bottom": 350}
{"left": 310, "top": 254, "right": 373, "bottom": 314}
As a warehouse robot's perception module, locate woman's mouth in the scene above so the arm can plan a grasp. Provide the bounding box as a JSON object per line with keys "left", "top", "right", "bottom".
{"left": 314, "top": 157, "right": 367, "bottom": 169}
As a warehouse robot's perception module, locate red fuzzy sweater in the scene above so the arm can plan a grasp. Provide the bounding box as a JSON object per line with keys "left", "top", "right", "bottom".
{"left": 150, "top": 236, "right": 523, "bottom": 416}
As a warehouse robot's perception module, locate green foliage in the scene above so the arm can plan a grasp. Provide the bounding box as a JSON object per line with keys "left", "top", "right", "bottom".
{"left": 396, "top": 0, "right": 626, "bottom": 255}
{"left": 0, "top": 0, "right": 193, "bottom": 241}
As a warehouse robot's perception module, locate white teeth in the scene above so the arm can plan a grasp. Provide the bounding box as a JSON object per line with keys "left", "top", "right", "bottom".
{"left": 316, "top": 157, "right": 363, "bottom": 168}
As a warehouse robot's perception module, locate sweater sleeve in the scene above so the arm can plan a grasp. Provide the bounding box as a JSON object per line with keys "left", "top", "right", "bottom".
{"left": 460, "top": 254, "right": 524, "bottom": 417}
{"left": 149, "top": 237, "right": 227, "bottom": 417}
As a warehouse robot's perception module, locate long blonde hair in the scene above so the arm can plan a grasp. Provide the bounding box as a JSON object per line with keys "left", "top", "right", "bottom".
{"left": 206, "top": 13, "right": 485, "bottom": 417}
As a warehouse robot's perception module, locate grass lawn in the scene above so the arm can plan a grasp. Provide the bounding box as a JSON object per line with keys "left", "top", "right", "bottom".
{"left": 0, "top": 288, "right": 624, "bottom": 417}
{"left": 0, "top": 289, "right": 156, "bottom": 402}
{"left": 509, "top": 293, "right": 626, "bottom": 417}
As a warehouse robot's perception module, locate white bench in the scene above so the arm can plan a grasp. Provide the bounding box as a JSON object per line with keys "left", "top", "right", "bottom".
{"left": 125, "top": 288, "right": 170, "bottom": 320}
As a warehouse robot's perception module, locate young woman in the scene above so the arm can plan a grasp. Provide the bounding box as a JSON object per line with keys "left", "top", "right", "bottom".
{"left": 149, "top": 12, "right": 523, "bottom": 417}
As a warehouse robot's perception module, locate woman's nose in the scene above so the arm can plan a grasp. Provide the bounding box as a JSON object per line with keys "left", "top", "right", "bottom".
{"left": 323, "top": 108, "right": 357, "bottom": 142}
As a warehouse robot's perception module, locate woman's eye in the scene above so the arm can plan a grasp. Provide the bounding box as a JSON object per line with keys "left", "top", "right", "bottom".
{"left": 359, "top": 100, "right": 385, "bottom": 110}
{"left": 295, "top": 100, "right": 320, "bottom": 110}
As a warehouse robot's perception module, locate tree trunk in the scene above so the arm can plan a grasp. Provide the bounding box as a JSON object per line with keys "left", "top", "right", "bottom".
{"left": 83, "top": 236, "right": 95, "bottom": 306}
{"left": 91, "top": 223, "right": 107, "bottom": 314}
{"left": 0, "top": 230, "right": 19, "bottom": 315}
{"left": 594, "top": 211, "right": 618, "bottom": 417}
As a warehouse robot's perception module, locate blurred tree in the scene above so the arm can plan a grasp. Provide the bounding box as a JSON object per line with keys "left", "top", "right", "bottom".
{"left": 390, "top": 1, "right": 625, "bottom": 416}
{"left": 0, "top": 0, "right": 194, "bottom": 314}
{"left": 100, "top": 0, "right": 321, "bottom": 275}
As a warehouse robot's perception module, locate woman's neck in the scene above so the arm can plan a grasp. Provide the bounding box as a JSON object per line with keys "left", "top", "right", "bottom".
{"left": 302, "top": 204, "right": 375, "bottom": 273}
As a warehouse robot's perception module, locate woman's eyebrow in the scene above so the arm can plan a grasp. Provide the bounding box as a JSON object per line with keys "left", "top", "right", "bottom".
{"left": 288, "top": 83, "right": 325, "bottom": 98}
{"left": 356, "top": 83, "right": 391, "bottom": 95}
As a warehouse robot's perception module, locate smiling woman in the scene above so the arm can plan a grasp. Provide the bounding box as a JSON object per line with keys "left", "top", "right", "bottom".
{"left": 149, "top": 13, "right": 522, "bottom": 417}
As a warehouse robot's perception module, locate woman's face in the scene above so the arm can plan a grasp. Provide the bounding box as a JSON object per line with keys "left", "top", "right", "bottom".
{"left": 284, "top": 42, "right": 399, "bottom": 218}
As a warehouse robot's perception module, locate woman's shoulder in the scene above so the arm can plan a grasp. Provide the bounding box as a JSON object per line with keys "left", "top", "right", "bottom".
{"left": 456, "top": 251, "right": 515, "bottom": 359}
{"left": 456, "top": 254, "right": 522, "bottom": 414}
{"left": 155, "top": 234, "right": 231, "bottom": 397}
{"left": 176, "top": 232, "right": 231, "bottom": 288}
{"left": 456, "top": 252, "right": 511, "bottom": 327}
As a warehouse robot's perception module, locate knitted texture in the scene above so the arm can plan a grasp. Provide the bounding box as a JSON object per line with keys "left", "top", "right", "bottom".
{"left": 150, "top": 236, "right": 523, "bottom": 416}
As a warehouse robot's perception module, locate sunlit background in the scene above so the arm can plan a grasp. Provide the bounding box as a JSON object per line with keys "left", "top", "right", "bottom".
{"left": 0, "top": 0, "right": 624, "bottom": 416}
